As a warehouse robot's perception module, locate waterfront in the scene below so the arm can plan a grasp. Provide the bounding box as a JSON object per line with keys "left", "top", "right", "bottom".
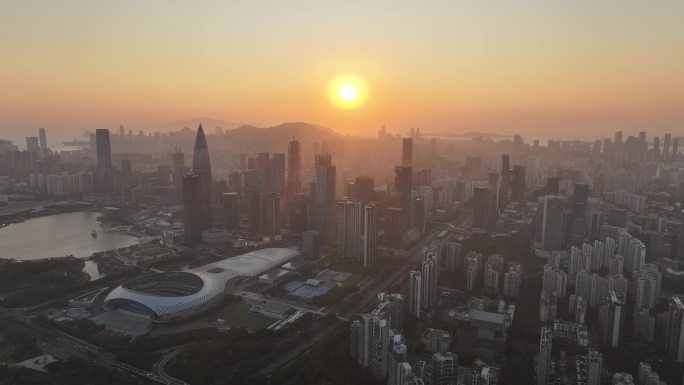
{"left": 0, "top": 211, "right": 138, "bottom": 261}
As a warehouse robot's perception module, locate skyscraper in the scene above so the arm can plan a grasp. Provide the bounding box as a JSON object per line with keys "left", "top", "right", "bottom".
{"left": 472, "top": 187, "right": 490, "bottom": 229}
{"left": 541, "top": 196, "right": 564, "bottom": 252}
{"left": 192, "top": 124, "right": 213, "bottom": 228}
{"left": 172, "top": 150, "right": 185, "bottom": 195}
{"left": 431, "top": 352, "right": 458, "bottom": 385}
{"left": 504, "top": 262, "right": 522, "bottom": 297}
{"left": 363, "top": 203, "right": 378, "bottom": 267}
{"left": 272, "top": 153, "right": 285, "bottom": 195}
{"left": 537, "top": 327, "right": 552, "bottom": 385}
{"left": 38, "top": 127, "right": 47, "bottom": 152}
{"left": 355, "top": 176, "right": 375, "bottom": 207}
{"left": 26, "top": 136, "right": 39, "bottom": 153}
{"left": 408, "top": 270, "right": 422, "bottom": 318}
{"left": 672, "top": 137, "right": 679, "bottom": 161}
{"left": 663, "top": 133, "right": 672, "bottom": 160}
{"left": 394, "top": 166, "right": 412, "bottom": 227}
{"left": 599, "top": 291, "right": 623, "bottom": 348}
{"left": 666, "top": 296, "right": 684, "bottom": 362}
{"left": 256, "top": 152, "right": 272, "bottom": 193}
{"left": 585, "top": 349, "right": 603, "bottom": 385}
{"left": 510, "top": 165, "right": 526, "bottom": 202}
{"left": 421, "top": 251, "right": 439, "bottom": 310}
{"left": 545, "top": 177, "right": 559, "bottom": 196}
{"left": 95, "top": 129, "right": 113, "bottom": 193}
{"left": 314, "top": 153, "right": 336, "bottom": 242}
{"left": 120, "top": 159, "right": 132, "bottom": 188}
{"left": 223, "top": 192, "right": 238, "bottom": 229}
{"left": 287, "top": 138, "right": 302, "bottom": 195}
{"left": 445, "top": 241, "right": 461, "bottom": 272}
{"left": 569, "top": 183, "right": 589, "bottom": 246}
{"left": 182, "top": 174, "right": 203, "bottom": 245}
{"left": 414, "top": 196, "right": 426, "bottom": 233}
{"left": 402, "top": 137, "right": 413, "bottom": 166}
{"left": 336, "top": 199, "right": 361, "bottom": 259}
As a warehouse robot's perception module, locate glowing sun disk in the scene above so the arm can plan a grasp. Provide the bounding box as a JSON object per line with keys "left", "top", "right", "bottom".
{"left": 327, "top": 73, "right": 368, "bottom": 109}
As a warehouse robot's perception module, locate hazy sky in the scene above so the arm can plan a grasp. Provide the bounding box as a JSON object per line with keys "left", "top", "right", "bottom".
{"left": 2, "top": 0, "right": 683, "bottom": 144}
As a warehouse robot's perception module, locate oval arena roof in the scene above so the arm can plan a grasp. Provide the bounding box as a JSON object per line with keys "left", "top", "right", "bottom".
{"left": 103, "top": 248, "right": 299, "bottom": 321}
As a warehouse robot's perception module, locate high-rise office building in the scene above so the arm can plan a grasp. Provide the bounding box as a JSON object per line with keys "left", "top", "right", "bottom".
{"left": 472, "top": 187, "right": 490, "bottom": 229}
{"left": 408, "top": 270, "right": 422, "bottom": 318}
{"left": 120, "top": 159, "right": 132, "bottom": 188}
{"left": 666, "top": 296, "right": 684, "bottom": 362}
{"left": 545, "top": 177, "right": 559, "bottom": 196}
{"left": 272, "top": 153, "right": 285, "bottom": 195}
{"left": 445, "top": 241, "right": 461, "bottom": 272}
{"left": 394, "top": 166, "right": 412, "bottom": 227}
{"left": 484, "top": 254, "right": 504, "bottom": 293}
{"left": 634, "top": 264, "right": 661, "bottom": 310}
{"left": 95, "top": 129, "right": 113, "bottom": 193}
{"left": 431, "top": 352, "right": 458, "bottom": 385}
{"left": 336, "top": 199, "right": 362, "bottom": 259}
{"left": 314, "top": 153, "right": 336, "bottom": 242}
{"left": 672, "top": 137, "right": 679, "bottom": 161}
{"left": 256, "top": 152, "right": 272, "bottom": 193}
{"left": 262, "top": 193, "right": 281, "bottom": 240}
{"left": 26, "top": 136, "right": 39, "bottom": 153}
{"left": 38, "top": 127, "right": 47, "bottom": 152}
{"left": 663, "top": 133, "right": 672, "bottom": 160}
{"left": 414, "top": 196, "right": 426, "bottom": 233}
{"left": 402, "top": 137, "right": 413, "bottom": 166}
{"left": 182, "top": 174, "right": 203, "bottom": 245}
{"left": 370, "top": 317, "right": 390, "bottom": 380}
{"left": 421, "top": 251, "right": 439, "bottom": 310}
{"left": 363, "top": 203, "right": 378, "bottom": 267}
{"left": 287, "top": 138, "right": 301, "bottom": 195}
{"left": 569, "top": 183, "right": 588, "bottom": 246}
{"left": 499, "top": 154, "right": 511, "bottom": 208}
{"left": 537, "top": 327, "right": 552, "bottom": 385}
{"left": 191, "top": 125, "right": 213, "bottom": 228}
{"left": 302, "top": 230, "right": 320, "bottom": 260}
{"left": 223, "top": 192, "right": 238, "bottom": 229}
{"left": 385, "top": 207, "right": 406, "bottom": 248}
{"left": 488, "top": 170, "right": 500, "bottom": 214}
{"left": 464, "top": 252, "right": 481, "bottom": 293}
{"left": 608, "top": 254, "right": 624, "bottom": 276}
{"left": 585, "top": 349, "right": 603, "bottom": 385}
{"left": 541, "top": 196, "right": 564, "bottom": 252}
{"left": 504, "top": 262, "right": 522, "bottom": 297}
{"left": 172, "top": 151, "right": 185, "bottom": 194}
{"left": 598, "top": 291, "right": 623, "bottom": 347}
{"left": 510, "top": 165, "right": 526, "bottom": 202}
{"left": 355, "top": 176, "right": 375, "bottom": 207}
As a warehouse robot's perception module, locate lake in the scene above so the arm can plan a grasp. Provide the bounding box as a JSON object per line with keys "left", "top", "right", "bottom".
{"left": 0, "top": 211, "right": 138, "bottom": 262}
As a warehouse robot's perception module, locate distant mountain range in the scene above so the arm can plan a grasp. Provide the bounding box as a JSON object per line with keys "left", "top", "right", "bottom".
{"left": 160, "top": 117, "right": 244, "bottom": 131}
{"left": 424, "top": 131, "right": 512, "bottom": 138}
{"left": 166, "top": 121, "right": 340, "bottom": 154}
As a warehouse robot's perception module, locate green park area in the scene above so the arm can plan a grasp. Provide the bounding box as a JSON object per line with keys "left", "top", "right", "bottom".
{"left": 205, "top": 301, "right": 276, "bottom": 331}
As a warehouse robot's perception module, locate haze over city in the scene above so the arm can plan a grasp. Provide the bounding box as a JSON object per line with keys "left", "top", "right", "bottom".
{"left": 2, "top": 2, "right": 684, "bottom": 385}
{"left": 2, "top": 1, "right": 684, "bottom": 144}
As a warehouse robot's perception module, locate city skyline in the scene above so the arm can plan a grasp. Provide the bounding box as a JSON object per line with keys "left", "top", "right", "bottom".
{"left": 2, "top": 1, "right": 684, "bottom": 143}
{"left": 3, "top": 3, "right": 684, "bottom": 385}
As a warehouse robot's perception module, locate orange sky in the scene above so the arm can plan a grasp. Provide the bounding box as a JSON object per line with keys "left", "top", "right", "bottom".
{"left": 1, "top": 1, "right": 683, "bottom": 142}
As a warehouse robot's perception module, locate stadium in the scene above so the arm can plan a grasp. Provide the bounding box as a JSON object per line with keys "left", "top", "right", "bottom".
{"left": 103, "top": 248, "right": 299, "bottom": 322}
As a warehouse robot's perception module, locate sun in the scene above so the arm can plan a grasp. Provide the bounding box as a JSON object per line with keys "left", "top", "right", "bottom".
{"left": 327, "top": 73, "right": 369, "bottom": 109}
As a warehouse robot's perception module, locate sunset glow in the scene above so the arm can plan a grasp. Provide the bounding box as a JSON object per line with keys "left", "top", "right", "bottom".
{"left": 327, "top": 73, "right": 369, "bottom": 110}
{"left": 0, "top": 1, "right": 683, "bottom": 141}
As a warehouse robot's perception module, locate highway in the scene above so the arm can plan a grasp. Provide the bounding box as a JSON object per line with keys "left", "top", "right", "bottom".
{"left": 155, "top": 349, "right": 190, "bottom": 385}
{"left": 0, "top": 310, "right": 171, "bottom": 384}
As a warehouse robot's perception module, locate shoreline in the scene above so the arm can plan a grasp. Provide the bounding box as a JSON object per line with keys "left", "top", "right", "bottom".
{"left": 0, "top": 201, "right": 96, "bottom": 227}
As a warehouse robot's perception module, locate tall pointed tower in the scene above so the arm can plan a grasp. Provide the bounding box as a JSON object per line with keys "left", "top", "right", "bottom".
{"left": 192, "top": 124, "right": 213, "bottom": 228}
